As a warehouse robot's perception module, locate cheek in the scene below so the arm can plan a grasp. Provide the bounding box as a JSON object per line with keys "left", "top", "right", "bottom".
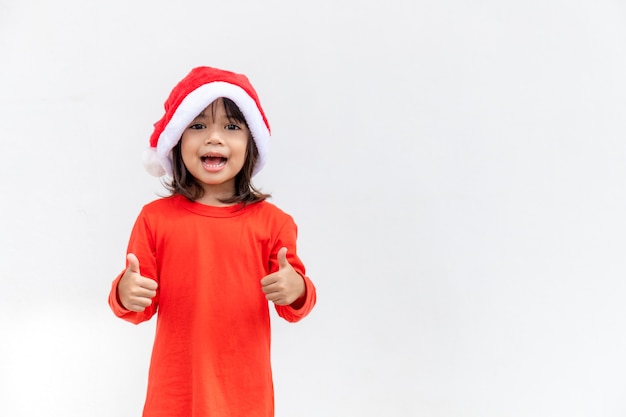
{"left": 179, "top": 137, "right": 197, "bottom": 165}
{"left": 232, "top": 137, "right": 249, "bottom": 158}
{"left": 180, "top": 132, "right": 202, "bottom": 153}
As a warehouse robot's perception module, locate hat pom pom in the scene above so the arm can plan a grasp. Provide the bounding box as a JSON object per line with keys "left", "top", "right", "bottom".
{"left": 142, "top": 147, "right": 166, "bottom": 177}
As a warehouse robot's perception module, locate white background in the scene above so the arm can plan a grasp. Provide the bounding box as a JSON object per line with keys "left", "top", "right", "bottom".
{"left": 1, "top": 1, "right": 626, "bottom": 416}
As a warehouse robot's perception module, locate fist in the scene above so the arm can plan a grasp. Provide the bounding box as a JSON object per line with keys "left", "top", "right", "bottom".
{"left": 117, "top": 253, "right": 158, "bottom": 312}
{"left": 260, "top": 247, "right": 305, "bottom": 306}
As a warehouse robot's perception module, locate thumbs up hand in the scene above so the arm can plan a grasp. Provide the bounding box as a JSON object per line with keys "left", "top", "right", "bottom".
{"left": 117, "top": 253, "right": 158, "bottom": 312}
{"left": 261, "top": 247, "right": 306, "bottom": 306}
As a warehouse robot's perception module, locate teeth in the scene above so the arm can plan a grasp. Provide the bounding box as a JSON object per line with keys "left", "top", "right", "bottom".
{"left": 201, "top": 156, "right": 226, "bottom": 166}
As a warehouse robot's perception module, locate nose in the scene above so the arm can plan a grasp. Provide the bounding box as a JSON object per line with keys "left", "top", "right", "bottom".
{"left": 204, "top": 127, "right": 224, "bottom": 145}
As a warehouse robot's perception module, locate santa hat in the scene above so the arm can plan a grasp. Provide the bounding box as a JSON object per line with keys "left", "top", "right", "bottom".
{"left": 143, "top": 66, "right": 271, "bottom": 177}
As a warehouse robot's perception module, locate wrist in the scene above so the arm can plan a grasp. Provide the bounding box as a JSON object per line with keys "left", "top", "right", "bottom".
{"left": 290, "top": 283, "right": 307, "bottom": 310}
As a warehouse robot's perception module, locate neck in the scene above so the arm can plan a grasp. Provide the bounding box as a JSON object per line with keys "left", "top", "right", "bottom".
{"left": 194, "top": 194, "right": 236, "bottom": 207}
{"left": 195, "top": 181, "right": 237, "bottom": 206}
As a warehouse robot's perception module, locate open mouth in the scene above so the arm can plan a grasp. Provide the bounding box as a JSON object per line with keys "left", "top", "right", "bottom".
{"left": 201, "top": 155, "right": 227, "bottom": 167}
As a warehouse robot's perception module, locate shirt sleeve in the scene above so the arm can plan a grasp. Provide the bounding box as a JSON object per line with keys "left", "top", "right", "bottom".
{"left": 107, "top": 208, "right": 160, "bottom": 325}
{"left": 269, "top": 216, "right": 317, "bottom": 323}
{"left": 275, "top": 275, "right": 317, "bottom": 323}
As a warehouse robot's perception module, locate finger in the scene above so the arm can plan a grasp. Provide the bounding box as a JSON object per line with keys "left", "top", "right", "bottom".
{"left": 264, "top": 291, "right": 281, "bottom": 303}
{"left": 133, "top": 285, "right": 158, "bottom": 298}
{"left": 265, "top": 293, "right": 290, "bottom": 306}
{"left": 260, "top": 278, "right": 277, "bottom": 294}
{"left": 128, "top": 298, "right": 153, "bottom": 312}
{"left": 277, "top": 247, "right": 289, "bottom": 270}
{"left": 126, "top": 253, "right": 141, "bottom": 274}
{"left": 139, "top": 277, "right": 158, "bottom": 291}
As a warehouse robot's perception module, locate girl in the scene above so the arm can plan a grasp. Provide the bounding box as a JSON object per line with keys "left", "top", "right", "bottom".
{"left": 108, "top": 66, "right": 317, "bottom": 417}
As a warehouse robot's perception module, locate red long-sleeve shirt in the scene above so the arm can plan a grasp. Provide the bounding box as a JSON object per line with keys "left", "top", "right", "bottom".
{"left": 108, "top": 195, "right": 316, "bottom": 417}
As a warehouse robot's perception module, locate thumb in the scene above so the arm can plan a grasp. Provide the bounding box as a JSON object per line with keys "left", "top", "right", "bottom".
{"left": 126, "top": 253, "right": 141, "bottom": 274}
{"left": 277, "top": 247, "right": 290, "bottom": 270}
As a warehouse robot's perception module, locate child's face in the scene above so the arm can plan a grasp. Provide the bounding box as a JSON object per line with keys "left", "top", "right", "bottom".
{"left": 180, "top": 99, "right": 249, "bottom": 196}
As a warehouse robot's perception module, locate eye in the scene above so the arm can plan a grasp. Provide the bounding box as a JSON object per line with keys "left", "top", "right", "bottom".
{"left": 188, "top": 123, "right": 205, "bottom": 130}
{"left": 225, "top": 123, "right": 241, "bottom": 130}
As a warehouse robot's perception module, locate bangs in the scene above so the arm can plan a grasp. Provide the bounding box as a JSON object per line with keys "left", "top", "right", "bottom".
{"left": 217, "top": 97, "right": 248, "bottom": 125}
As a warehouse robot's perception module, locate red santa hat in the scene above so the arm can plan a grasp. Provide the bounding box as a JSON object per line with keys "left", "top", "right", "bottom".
{"left": 143, "top": 66, "right": 271, "bottom": 177}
